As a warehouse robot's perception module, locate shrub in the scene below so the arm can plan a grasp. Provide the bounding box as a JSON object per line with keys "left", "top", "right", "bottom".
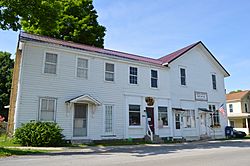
{"left": 14, "top": 121, "right": 64, "bottom": 147}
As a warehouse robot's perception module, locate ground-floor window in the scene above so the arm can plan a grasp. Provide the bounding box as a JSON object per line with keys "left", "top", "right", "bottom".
{"left": 230, "top": 120, "right": 235, "bottom": 127}
{"left": 39, "top": 97, "right": 56, "bottom": 121}
{"left": 209, "top": 105, "right": 220, "bottom": 127}
{"left": 183, "top": 110, "right": 196, "bottom": 128}
{"left": 158, "top": 106, "right": 168, "bottom": 127}
{"left": 129, "top": 105, "right": 141, "bottom": 126}
{"left": 105, "top": 105, "right": 113, "bottom": 133}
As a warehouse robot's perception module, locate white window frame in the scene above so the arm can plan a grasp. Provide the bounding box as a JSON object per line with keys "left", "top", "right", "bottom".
{"left": 129, "top": 66, "right": 138, "bottom": 85}
{"left": 158, "top": 106, "right": 168, "bottom": 128}
{"left": 104, "top": 62, "right": 115, "bottom": 82}
{"left": 76, "top": 57, "right": 89, "bottom": 79}
{"left": 129, "top": 104, "right": 141, "bottom": 126}
{"left": 245, "top": 103, "right": 248, "bottom": 113}
{"left": 229, "top": 104, "right": 233, "bottom": 112}
{"left": 38, "top": 97, "right": 57, "bottom": 122}
{"left": 179, "top": 66, "right": 187, "bottom": 86}
{"left": 150, "top": 69, "right": 158, "bottom": 88}
{"left": 212, "top": 73, "right": 217, "bottom": 90}
{"left": 104, "top": 104, "right": 114, "bottom": 134}
{"left": 209, "top": 104, "right": 220, "bottom": 127}
{"left": 43, "top": 51, "right": 58, "bottom": 75}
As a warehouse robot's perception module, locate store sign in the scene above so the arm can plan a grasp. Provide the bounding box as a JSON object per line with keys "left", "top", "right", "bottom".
{"left": 194, "top": 91, "right": 208, "bottom": 101}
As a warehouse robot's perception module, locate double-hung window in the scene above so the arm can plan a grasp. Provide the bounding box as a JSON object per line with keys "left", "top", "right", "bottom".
{"left": 209, "top": 104, "right": 220, "bottom": 126}
{"left": 129, "top": 67, "right": 138, "bottom": 84}
{"left": 129, "top": 105, "right": 141, "bottom": 126}
{"left": 105, "top": 105, "right": 113, "bottom": 133}
{"left": 39, "top": 98, "right": 56, "bottom": 121}
{"left": 44, "top": 52, "right": 57, "bottom": 74}
{"left": 212, "top": 74, "right": 217, "bottom": 90}
{"left": 151, "top": 70, "right": 158, "bottom": 88}
{"left": 77, "top": 58, "right": 88, "bottom": 78}
{"left": 180, "top": 68, "right": 186, "bottom": 85}
{"left": 229, "top": 104, "right": 233, "bottom": 112}
{"left": 158, "top": 107, "right": 168, "bottom": 127}
{"left": 105, "top": 63, "right": 115, "bottom": 82}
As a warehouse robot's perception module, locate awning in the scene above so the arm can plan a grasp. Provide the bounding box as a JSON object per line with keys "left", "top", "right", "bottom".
{"left": 65, "top": 94, "right": 101, "bottom": 106}
{"left": 198, "top": 108, "right": 212, "bottom": 113}
{"left": 172, "top": 108, "right": 186, "bottom": 111}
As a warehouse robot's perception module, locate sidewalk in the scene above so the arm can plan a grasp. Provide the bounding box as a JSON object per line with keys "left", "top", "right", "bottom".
{"left": 5, "top": 139, "right": 250, "bottom": 154}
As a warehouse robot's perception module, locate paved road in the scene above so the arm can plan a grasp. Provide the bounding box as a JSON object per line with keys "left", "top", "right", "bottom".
{"left": 1, "top": 140, "right": 250, "bottom": 166}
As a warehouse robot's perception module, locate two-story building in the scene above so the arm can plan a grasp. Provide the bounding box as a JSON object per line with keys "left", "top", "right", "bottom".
{"left": 226, "top": 90, "right": 250, "bottom": 134}
{"left": 8, "top": 32, "right": 230, "bottom": 141}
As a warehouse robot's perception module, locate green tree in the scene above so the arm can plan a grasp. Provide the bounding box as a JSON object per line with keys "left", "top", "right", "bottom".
{"left": 0, "top": 51, "right": 14, "bottom": 120}
{"left": 0, "top": 0, "right": 106, "bottom": 47}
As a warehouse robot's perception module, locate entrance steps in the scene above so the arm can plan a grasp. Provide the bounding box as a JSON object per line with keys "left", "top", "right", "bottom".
{"left": 71, "top": 139, "right": 92, "bottom": 144}
{"left": 144, "top": 135, "right": 164, "bottom": 143}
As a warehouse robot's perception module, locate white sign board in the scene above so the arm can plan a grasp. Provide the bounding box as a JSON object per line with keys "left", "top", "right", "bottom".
{"left": 194, "top": 91, "right": 208, "bottom": 101}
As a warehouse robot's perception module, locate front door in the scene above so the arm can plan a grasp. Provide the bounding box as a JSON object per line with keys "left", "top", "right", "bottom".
{"left": 73, "top": 103, "right": 88, "bottom": 137}
{"left": 200, "top": 113, "right": 207, "bottom": 135}
{"left": 174, "top": 112, "right": 182, "bottom": 137}
{"left": 146, "top": 107, "right": 155, "bottom": 134}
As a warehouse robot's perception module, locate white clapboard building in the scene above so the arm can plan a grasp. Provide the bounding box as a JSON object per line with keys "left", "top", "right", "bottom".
{"left": 8, "top": 32, "right": 230, "bottom": 141}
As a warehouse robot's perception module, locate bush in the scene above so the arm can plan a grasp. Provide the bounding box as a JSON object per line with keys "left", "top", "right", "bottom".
{"left": 14, "top": 121, "right": 64, "bottom": 147}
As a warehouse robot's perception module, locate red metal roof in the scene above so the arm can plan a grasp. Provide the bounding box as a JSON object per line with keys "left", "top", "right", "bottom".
{"left": 19, "top": 32, "right": 229, "bottom": 76}
{"left": 158, "top": 42, "right": 200, "bottom": 64}
{"left": 20, "top": 32, "right": 163, "bottom": 65}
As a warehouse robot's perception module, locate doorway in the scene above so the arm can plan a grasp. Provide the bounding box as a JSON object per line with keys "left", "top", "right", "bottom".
{"left": 73, "top": 103, "right": 88, "bottom": 137}
{"left": 146, "top": 107, "right": 155, "bottom": 134}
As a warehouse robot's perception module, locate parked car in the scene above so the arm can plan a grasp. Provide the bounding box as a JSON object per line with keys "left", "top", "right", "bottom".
{"left": 233, "top": 129, "right": 246, "bottom": 138}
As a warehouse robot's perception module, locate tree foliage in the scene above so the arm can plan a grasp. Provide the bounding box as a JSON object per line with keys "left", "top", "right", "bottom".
{"left": 0, "top": 51, "right": 14, "bottom": 120}
{"left": 0, "top": 0, "right": 106, "bottom": 47}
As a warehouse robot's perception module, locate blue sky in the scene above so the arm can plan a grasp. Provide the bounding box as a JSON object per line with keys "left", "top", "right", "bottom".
{"left": 0, "top": 0, "right": 249, "bottom": 92}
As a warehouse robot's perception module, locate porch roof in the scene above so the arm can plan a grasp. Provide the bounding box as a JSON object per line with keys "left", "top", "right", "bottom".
{"left": 228, "top": 113, "right": 250, "bottom": 118}
{"left": 65, "top": 94, "right": 101, "bottom": 106}
{"left": 198, "top": 108, "right": 212, "bottom": 113}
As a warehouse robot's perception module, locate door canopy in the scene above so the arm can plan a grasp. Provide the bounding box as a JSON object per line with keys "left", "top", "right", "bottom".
{"left": 65, "top": 94, "right": 101, "bottom": 106}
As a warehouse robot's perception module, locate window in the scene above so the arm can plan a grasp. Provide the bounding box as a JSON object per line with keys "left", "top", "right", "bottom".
{"left": 158, "top": 107, "right": 168, "bottom": 127}
{"left": 44, "top": 52, "right": 57, "bottom": 74}
{"left": 180, "top": 68, "right": 186, "bottom": 85}
{"left": 105, "top": 105, "right": 113, "bottom": 133}
{"left": 129, "top": 67, "right": 138, "bottom": 84}
{"left": 209, "top": 104, "right": 220, "bottom": 126}
{"left": 229, "top": 104, "right": 233, "bottom": 112}
{"left": 77, "top": 58, "right": 88, "bottom": 78}
{"left": 151, "top": 70, "right": 158, "bottom": 88}
{"left": 39, "top": 98, "right": 56, "bottom": 121}
{"left": 212, "top": 74, "right": 217, "bottom": 90}
{"left": 129, "top": 105, "right": 140, "bottom": 126}
{"left": 105, "top": 63, "right": 114, "bottom": 81}
{"left": 183, "top": 110, "right": 196, "bottom": 128}
{"left": 245, "top": 103, "right": 248, "bottom": 113}
{"left": 230, "top": 121, "right": 235, "bottom": 127}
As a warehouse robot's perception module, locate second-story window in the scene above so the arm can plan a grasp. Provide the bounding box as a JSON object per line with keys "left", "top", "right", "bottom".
{"left": 105, "top": 63, "right": 114, "bottom": 82}
{"left": 129, "top": 67, "right": 138, "bottom": 84}
{"left": 229, "top": 104, "right": 233, "bottom": 112}
{"left": 245, "top": 103, "right": 248, "bottom": 113}
{"left": 44, "top": 52, "right": 57, "bottom": 74}
{"left": 212, "top": 74, "right": 217, "bottom": 90}
{"left": 151, "top": 70, "right": 158, "bottom": 88}
{"left": 180, "top": 68, "right": 186, "bottom": 85}
{"left": 77, "top": 58, "right": 88, "bottom": 79}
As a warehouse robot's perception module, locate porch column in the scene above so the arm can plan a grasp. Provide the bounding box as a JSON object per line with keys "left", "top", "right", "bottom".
{"left": 246, "top": 118, "right": 249, "bottom": 130}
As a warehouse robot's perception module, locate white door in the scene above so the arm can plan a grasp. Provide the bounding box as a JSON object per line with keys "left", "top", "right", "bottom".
{"left": 174, "top": 112, "right": 182, "bottom": 137}
{"left": 73, "top": 103, "right": 88, "bottom": 137}
{"left": 200, "top": 113, "right": 207, "bottom": 135}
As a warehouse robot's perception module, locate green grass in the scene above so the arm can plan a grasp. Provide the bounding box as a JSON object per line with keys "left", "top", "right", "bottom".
{"left": 0, "top": 147, "right": 47, "bottom": 157}
{"left": 0, "top": 135, "right": 20, "bottom": 147}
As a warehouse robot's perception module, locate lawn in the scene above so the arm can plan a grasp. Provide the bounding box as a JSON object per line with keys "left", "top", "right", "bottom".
{"left": 0, "top": 135, "right": 48, "bottom": 157}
